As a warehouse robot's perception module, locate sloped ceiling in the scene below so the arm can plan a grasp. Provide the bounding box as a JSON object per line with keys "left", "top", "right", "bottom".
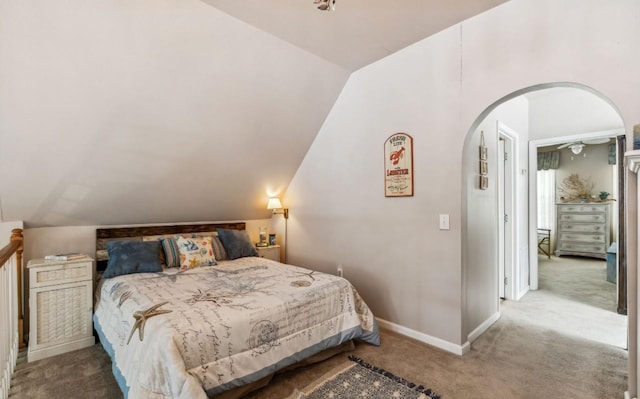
{"left": 202, "top": 0, "right": 508, "bottom": 71}
{"left": 0, "top": 0, "right": 506, "bottom": 227}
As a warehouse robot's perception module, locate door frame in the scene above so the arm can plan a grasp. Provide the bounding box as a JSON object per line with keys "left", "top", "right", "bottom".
{"left": 527, "top": 128, "right": 623, "bottom": 290}
{"left": 497, "top": 121, "right": 518, "bottom": 300}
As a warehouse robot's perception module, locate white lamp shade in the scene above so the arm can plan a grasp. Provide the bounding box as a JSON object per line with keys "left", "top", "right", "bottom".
{"left": 267, "top": 197, "right": 283, "bottom": 210}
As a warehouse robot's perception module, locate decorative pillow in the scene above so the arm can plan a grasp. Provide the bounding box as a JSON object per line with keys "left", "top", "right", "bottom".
{"left": 211, "top": 235, "right": 228, "bottom": 261}
{"left": 103, "top": 241, "right": 163, "bottom": 279}
{"left": 159, "top": 237, "right": 181, "bottom": 268}
{"left": 142, "top": 236, "right": 167, "bottom": 265}
{"left": 217, "top": 229, "right": 258, "bottom": 260}
{"left": 176, "top": 236, "right": 216, "bottom": 270}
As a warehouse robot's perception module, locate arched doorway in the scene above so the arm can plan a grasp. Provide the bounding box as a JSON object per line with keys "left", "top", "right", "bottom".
{"left": 462, "top": 82, "right": 626, "bottom": 345}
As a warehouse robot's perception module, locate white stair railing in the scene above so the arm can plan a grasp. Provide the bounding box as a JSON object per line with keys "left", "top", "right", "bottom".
{"left": 0, "top": 229, "right": 24, "bottom": 399}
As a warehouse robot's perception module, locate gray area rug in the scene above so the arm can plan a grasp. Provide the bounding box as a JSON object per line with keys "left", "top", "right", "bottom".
{"left": 287, "top": 356, "right": 439, "bottom": 399}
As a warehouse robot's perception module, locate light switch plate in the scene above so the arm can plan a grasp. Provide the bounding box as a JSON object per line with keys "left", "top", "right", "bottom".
{"left": 439, "top": 214, "right": 450, "bottom": 230}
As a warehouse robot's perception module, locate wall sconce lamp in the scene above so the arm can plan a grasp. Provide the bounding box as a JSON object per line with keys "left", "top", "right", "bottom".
{"left": 267, "top": 197, "right": 289, "bottom": 219}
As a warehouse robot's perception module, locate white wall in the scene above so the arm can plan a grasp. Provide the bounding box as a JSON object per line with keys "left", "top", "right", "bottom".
{"left": 0, "top": 222, "right": 24, "bottom": 248}
{"left": 286, "top": 0, "right": 640, "bottom": 352}
{"left": 287, "top": 26, "right": 466, "bottom": 346}
{"left": 464, "top": 96, "right": 529, "bottom": 335}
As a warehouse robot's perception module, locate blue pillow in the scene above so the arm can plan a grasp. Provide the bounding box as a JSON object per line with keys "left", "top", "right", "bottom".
{"left": 103, "top": 240, "right": 163, "bottom": 278}
{"left": 217, "top": 229, "right": 258, "bottom": 260}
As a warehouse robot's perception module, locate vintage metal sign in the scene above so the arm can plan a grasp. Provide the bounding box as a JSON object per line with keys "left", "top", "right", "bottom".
{"left": 384, "top": 133, "right": 414, "bottom": 197}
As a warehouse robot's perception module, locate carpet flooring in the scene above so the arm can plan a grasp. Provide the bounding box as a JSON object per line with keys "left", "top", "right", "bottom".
{"left": 9, "top": 255, "right": 628, "bottom": 398}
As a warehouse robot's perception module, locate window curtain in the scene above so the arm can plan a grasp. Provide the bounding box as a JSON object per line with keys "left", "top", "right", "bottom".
{"left": 537, "top": 170, "right": 556, "bottom": 229}
{"left": 537, "top": 150, "right": 560, "bottom": 171}
{"left": 537, "top": 150, "right": 560, "bottom": 252}
{"left": 537, "top": 169, "right": 556, "bottom": 252}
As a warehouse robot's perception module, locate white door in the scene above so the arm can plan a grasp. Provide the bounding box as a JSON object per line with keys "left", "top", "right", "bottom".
{"left": 497, "top": 122, "right": 516, "bottom": 300}
{"left": 498, "top": 137, "right": 506, "bottom": 299}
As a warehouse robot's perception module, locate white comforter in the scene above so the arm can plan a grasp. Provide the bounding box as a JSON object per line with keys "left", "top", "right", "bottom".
{"left": 93, "top": 257, "right": 379, "bottom": 398}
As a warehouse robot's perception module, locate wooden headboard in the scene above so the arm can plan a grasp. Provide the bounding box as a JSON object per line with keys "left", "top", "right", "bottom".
{"left": 95, "top": 222, "right": 246, "bottom": 271}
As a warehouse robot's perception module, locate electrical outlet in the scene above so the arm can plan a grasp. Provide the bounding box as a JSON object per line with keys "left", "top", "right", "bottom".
{"left": 337, "top": 264, "right": 343, "bottom": 277}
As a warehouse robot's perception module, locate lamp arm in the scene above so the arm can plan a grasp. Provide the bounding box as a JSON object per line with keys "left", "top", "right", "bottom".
{"left": 272, "top": 208, "right": 289, "bottom": 219}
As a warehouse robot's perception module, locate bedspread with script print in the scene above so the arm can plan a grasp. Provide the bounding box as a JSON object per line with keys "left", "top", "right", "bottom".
{"left": 93, "top": 257, "right": 380, "bottom": 399}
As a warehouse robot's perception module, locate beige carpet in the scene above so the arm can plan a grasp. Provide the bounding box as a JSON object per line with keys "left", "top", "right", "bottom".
{"left": 10, "top": 255, "right": 628, "bottom": 398}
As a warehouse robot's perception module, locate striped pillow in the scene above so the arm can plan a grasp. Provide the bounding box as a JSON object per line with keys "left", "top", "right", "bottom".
{"left": 211, "top": 235, "right": 228, "bottom": 261}
{"left": 160, "top": 238, "right": 180, "bottom": 268}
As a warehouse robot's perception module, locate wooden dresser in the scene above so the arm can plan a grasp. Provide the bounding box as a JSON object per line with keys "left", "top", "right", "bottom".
{"left": 555, "top": 203, "right": 611, "bottom": 259}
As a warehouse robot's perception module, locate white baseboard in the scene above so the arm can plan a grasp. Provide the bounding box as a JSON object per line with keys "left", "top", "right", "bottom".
{"left": 376, "top": 317, "right": 469, "bottom": 356}
{"left": 27, "top": 336, "right": 95, "bottom": 363}
{"left": 467, "top": 312, "right": 500, "bottom": 343}
{"left": 516, "top": 285, "right": 530, "bottom": 301}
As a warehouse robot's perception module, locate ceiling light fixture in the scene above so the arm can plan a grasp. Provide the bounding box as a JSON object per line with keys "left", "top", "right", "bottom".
{"left": 569, "top": 143, "right": 585, "bottom": 155}
{"left": 314, "top": 0, "right": 336, "bottom": 11}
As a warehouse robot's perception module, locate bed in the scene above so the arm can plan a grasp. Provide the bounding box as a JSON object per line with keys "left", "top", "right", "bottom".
{"left": 93, "top": 222, "right": 380, "bottom": 399}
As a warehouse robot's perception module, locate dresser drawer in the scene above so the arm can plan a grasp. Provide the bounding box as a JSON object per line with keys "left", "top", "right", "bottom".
{"left": 558, "top": 222, "right": 604, "bottom": 233}
{"left": 557, "top": 242, "right": 606, "bottom": 254}
{"left": 558, "top": 204, "right": 607, "bottom": 214}
{"left": 29, "top": 260, "right": 93, "bottom": 288}
{"left": 558, "top": 213, "right": 605, "bottom": 223}
{"left": 558, "top": 232, "right": 605, "bottom": 243}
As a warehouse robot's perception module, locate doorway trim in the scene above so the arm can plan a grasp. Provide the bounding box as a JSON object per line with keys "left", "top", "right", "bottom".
{"left": 497, "top": 121, "right": 518, "bottom": 300}
{"left": 527, "top": 127, "right": 623, "bottom": 290}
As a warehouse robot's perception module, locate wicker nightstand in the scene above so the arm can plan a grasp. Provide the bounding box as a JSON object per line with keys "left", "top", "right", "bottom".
{"left": 256, "top": 245, "right": 281, "bottom": 262}
{"left": 27, "top": 257, "right": 95, "bottom": 362}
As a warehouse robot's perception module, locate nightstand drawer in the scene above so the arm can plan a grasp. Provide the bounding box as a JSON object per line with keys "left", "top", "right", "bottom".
{"left": 29, "top": 260, "right": 92, "bottom": 288}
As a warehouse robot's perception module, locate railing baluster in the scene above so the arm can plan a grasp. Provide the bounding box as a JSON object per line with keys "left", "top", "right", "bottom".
{"left": 1, "top": 264, "right": 6, "bottom": 398}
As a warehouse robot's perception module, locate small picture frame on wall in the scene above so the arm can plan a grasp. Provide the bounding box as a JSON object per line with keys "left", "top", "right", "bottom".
{"left": 479, "top": 131, "right": 488, "bottom": 190}
{"left": 384, "top": 132, "right": 414, "bottom": 197}
{"left": 480, "top": 160, "right": 488, "bottom": 175}
{"left": 479, "top": 146, "right": 487, "bottom": 160}
{"left": 480, "top": 175, "right": 488, "bottom": 190}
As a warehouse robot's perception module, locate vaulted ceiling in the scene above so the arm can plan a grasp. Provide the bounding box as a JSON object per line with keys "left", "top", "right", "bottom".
{"left": 202, "top": 0, "right": 508, "bottom": 71}
{"left": 0, "top": 0, "right": 506, "bottom": 227}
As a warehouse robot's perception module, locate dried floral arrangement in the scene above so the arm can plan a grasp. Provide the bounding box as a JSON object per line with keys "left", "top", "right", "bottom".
{"left": 559, "top": 173, "right": 595, "bottom": 202}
